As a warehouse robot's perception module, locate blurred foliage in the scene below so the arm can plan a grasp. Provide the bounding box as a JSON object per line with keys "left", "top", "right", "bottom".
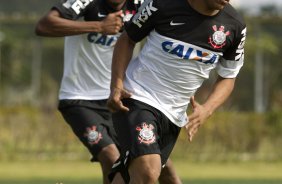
{"left": 0, "top": 2, "right": 282, "bottom": 111}
{"left": 0, "top": 0, "right": 58, "bottom": 14}
{"left": 0, "top": 1, "right": 282, "bottom": 162}
{"left": 218, "top": 17, "right": 281, "bottom": 111}
{"left": 174, "top": 111, "right": 282, "bottom": 162}
{"left": 0, "top": 107, "right": 281, "bottom": 161}
{"left": 0, "top": 106, "right": 87, "bottom": 161}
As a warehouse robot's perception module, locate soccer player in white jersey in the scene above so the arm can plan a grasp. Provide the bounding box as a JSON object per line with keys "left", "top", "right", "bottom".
{"left": 107, "top": 0, "right": 247, "bottom": 183}
{"left": 35, "top": 0, "right": 182, "bottom": 183}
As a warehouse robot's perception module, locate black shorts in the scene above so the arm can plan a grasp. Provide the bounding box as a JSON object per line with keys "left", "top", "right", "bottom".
{"left": 109, "top": 98, "right": 181, "bottom": 182}
{"left": 58, "top": 99, "right": 119, "bottom": 162}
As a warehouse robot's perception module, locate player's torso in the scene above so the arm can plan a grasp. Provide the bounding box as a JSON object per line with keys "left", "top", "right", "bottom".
{"left": 58, "top": 0, "right": 141, "bottom": 99}
{"left": 125, "top": 0, "right": 246, "bottom": 126}
{"left": 127, "top": 0, "right": 246, "bottom": 91}
{"left": 132, "top": 0, "right": 245, "bottom": 60}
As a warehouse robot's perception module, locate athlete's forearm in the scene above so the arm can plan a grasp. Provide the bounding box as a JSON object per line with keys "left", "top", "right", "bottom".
{"left": 111, "top": 32, "right": 135, "bottom": 90}
{"left": 35, "top": 10, "right": 103, "bottom": 37}
{"left": 202, "top": 76, "right": 235, "bottom": 116}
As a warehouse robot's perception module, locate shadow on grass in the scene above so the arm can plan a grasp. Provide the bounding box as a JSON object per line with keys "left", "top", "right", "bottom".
{"left": 1, "top": 179, "right": 282, "bottom": 184}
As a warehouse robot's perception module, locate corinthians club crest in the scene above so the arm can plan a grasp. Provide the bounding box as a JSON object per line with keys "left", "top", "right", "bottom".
{"left": 84, "top": 126, "right": 102, "bottom": 145}
{"left": 209, "top": 25, "right": 230, "bottom": 49}
{"left": 123, "top": 10, "right": 136, "bottom": 22}
{"left": 136, "top": 122, "right": 156, "bottom": 145}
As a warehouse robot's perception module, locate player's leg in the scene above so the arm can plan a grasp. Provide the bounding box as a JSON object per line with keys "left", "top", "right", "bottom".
{"left": 110, "top": 145, "right": 162, "bottom": 184}
{"left": 125, "top": 150, "right": 181, "bottom": 184}
{"left": 110, "top": 99, "right": 181, "bottom": 183}
{"left": 95, "top": 104, "right": 121, "bottom": 184}
{"left": 97, "top": 144, "right": 120, "bottom": 184}
{"left": 110, "top": 99, "right": 162, "bottom": 183}
{"left": 129, "top": 154, "right": 162, "bottom": 184}
{"left": 58, "top": 100, "right": 119, "bottom": 184}
{"left": 159, "top": 158, "right": 182, "bottom": 184}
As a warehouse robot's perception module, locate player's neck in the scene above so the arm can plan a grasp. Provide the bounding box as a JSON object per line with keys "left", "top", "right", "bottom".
{"left": 187, "top": 0, "right": 220, "bottom": 16}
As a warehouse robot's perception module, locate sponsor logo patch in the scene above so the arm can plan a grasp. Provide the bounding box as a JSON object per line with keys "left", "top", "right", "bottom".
{"left": 235, "top": 27, "right": 247, "bottom": 61}
{"left": 162, "top": 41, "right": 219, "bottom": 64}
{"left": 132, "top": 0, "right": 158, "bottom": 28}
{"left": 87, "top": 32, "right": 118, "bottom": 46}
{"left": 136, "top": 122, "right": 156, "bottom": 145}
{"left": 63, "top": 0, "right": 93, "bottom": 15}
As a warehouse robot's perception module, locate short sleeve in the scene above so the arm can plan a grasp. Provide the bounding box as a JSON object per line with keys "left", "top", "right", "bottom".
{"left": 125, "top": 0, "right": 161, "bottom": 42}
{"left": 52, "top": 0, "right": 96, "bottom": 20}
{"left": 217, "top": 27, "right": 247, "bottom": 78}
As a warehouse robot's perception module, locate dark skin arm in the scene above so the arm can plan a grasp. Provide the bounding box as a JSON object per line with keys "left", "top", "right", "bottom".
{"left": 35, "top": 9, "right": 123, "bottom": 37}
{"left": 107, "top": 31, "right": 135, "bottom": 112}
{"left": 186, "top": 76, "right": 235, "bottom": 142}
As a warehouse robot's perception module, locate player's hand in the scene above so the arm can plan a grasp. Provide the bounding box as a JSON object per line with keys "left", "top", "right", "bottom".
{"left": 185, "top": 96, "right": 211, "bottom": 142}
{"left": 107, "top": 87, "right": 131, "bottom": 112}
{"left": 100, "top": 10, "right": 124, "bottom": 35}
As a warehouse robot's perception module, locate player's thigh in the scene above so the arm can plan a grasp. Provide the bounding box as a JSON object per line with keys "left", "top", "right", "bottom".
{"left": 97, "top": 143, "right": 120, "bottom": 166}
{"left": 59, "top": 105, "right": 117, "bottom": 160}
{"left": 112, "top": 99, "right": 161, "bottom": 160}
{"left": 129, "top": 154, "right": 162, "bottom": 181}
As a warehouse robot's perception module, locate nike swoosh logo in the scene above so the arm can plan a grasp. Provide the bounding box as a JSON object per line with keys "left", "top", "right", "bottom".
{"left": 170, "top": 21, "right": 185, "bottom": 26}
{"left": 98, "top": 12, "right": 107, "bottom": 17}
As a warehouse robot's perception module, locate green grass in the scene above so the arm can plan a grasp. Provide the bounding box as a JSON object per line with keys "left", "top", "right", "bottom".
{"left": 0, "top": 161, "right": 282, "bottom": 184}
{"left": 1, "top": 179, "right": 281, "bottom": 184}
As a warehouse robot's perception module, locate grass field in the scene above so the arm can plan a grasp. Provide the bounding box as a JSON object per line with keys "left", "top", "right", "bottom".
{"left": 0, "top": 161, "right": 282, "bottom": 184}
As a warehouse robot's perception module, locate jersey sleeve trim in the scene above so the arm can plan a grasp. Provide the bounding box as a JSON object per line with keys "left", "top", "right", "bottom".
{"left": 216, "top": 58, "right": 244, "bottom": 78}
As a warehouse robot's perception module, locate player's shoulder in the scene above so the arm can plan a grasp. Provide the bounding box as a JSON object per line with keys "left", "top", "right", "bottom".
{"left": 222, "top": 4, "right": 246, "bottom": 27}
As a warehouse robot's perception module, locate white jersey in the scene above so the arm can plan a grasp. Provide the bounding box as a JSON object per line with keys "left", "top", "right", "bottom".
{"left": 53, "top": 0, "right": 142, "bottom": 100}
{"left": 124, "top": 0, "right": 247, "bottom": 127}
{"left": 59, "top": 34, "right": 118, "bottom": 100}
{"left": 125, "top": 31, "right": 224, "bottom": 126}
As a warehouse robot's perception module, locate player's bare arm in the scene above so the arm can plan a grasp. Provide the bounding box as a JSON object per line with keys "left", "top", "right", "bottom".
{"left": 186, "top": 76, "right": 235, "bottom": 142}
{"left": 107, "top": 32, "right": 135, "bottom": 112}
{"left": 35, "top": 10, "right": 123, "bottom": 37}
